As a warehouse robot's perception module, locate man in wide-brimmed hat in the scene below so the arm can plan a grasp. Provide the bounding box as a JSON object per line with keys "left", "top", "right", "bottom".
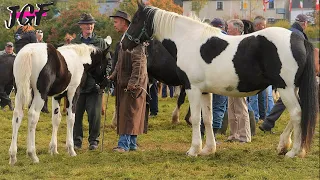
{"left": 109, "top": 10, "right": 149, "bottom": 153}
{"left": 72, "top": 13, "right": 112, "bottom": 151}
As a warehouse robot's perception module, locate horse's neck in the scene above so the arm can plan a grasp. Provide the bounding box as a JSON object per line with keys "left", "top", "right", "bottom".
{"left": 154, "top": 17, "right": 214, "bottom": 47}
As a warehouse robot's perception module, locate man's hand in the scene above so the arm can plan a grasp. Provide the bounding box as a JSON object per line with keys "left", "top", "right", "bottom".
{"left": 127, "top": 84, "right": 137, "bottom": 91}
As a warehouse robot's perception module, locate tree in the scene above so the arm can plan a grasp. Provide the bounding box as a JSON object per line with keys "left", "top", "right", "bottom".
{"left": 118, "top": 0, "right": 183, "bottom": 17}
{"left": 191, "top": 0, "right": 208, "bottom": 16}
{"left": 45, "top": 0, "right": 118, "bottom": 49}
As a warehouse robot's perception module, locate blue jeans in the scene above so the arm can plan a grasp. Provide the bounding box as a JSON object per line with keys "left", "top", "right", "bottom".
{"left": 258, "top": 86, "right": 274, "bottom": 119}
{"left": 117, "top": 134, "right": 137, "bottom": 151}
{"left": 162, "top": 84, "right": 174, "bottom": 98}
{"left": 201, "top": 94, "right": 227, "bottom": 133}
{"left": 265, "top": 86, "right": 274, "bottom": 116}
{"left": 212, "top": 94, "right": 228, "bottom": 129}
{"left": 248, "top": 95, "right": 259, "bottom": 121}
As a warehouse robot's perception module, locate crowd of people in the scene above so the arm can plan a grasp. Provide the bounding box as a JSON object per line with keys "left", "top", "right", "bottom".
{"left": 0, "top": 11, "right": 318, "bottom": 152}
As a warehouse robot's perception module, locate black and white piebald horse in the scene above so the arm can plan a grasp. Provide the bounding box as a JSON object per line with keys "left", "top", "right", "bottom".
{"left": 121, "top": 1, "right": 318, "bottom": 158}
{"left": 9, "top": 43, "right": 109, "bottom": 165}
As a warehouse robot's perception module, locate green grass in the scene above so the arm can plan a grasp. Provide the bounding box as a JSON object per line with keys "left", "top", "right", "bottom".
{"left": 0, "top": 95, "right": 319, "bottom": 179}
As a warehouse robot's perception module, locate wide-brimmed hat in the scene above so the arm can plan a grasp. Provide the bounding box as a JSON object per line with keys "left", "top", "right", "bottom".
{"left": 110, "top": 10, "right": 131, "bottom": 24}
{"left": 6, "top": 42, "right": 13, "bottom": 47}
{"left": 78, "top": 13, "right": 97, "bottom": 24}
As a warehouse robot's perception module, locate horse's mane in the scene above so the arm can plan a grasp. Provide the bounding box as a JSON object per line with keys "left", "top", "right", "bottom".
{"left": 58, "top": 43, "right": 98, "bottom": 56}
{"left": 149, "top": 7, "right": 221, "bottom": 40}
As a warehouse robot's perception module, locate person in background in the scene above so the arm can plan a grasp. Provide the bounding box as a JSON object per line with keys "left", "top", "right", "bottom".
{"left": 0, "top": 42, "right": 16, "bottom": 56}
{"left": 14, "top": 19, "right": 37, "bottom": 53}
{"left": 226, "top": 19, "right": 251, "bottom": 143}
{"left": 149, "top": 77, "right": 158, "bottom": 117}
{"left": 0, "top": 42, "right": 16, "bottom": 111}
{"left": 72, "top": 13, "right": 111, "bottom": 150}
{"left": 162, "top": 84, "right": 174, "bottom": 98}
{"left": 211, "top": 18, "right": 227, "bottom": 34}
{"left": 109, "top": 10, "right": 148, "bottom": 153}
{"left": 36, "top": 30, "right": 44, "bottom": 43}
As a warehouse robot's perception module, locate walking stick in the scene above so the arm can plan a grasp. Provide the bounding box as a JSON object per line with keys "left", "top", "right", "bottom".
{"left": 101, "top": 85, "right": 110, "bottom": 152}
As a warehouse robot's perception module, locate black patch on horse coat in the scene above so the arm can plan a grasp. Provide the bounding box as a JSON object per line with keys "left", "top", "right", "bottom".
{"left": 162, "top": 39, "right": 177, "bottom": 60}
{"left": 200, "top": 37, "right": 229, "bottom": 64}
{"left": 176, "top": 67, "right": 191, "bottom": 90}
{"left": 16, "top": 117, "right": 18, "bottom": 123}
{"left": 37, "top": 44, "right": 71, "bottom": 100}
{"left": 290, "top": 33, "right": 307, "bottom": 86}
{"left": 232, "top": 35, "right": 286, "bottom": 92}
{"left": 54, "top": 108, "right": 59, "bottom": 114}
{"left": 147, "top": 40, "right": 181, "bottom": 85}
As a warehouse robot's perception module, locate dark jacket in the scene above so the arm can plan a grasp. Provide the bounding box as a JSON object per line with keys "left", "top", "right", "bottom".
{"left": 14, "top": 28, "right": 37, "bottom": 53}
{"left": 72, "top": 32, "right": 112, "bottom": 93}
{"left": 289, "top": 22, "right": 308, "bottom": 40}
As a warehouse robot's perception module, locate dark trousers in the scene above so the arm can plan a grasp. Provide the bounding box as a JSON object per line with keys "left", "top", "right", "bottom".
{"left": 258, "top": 90, "right": 266, "bottom": 119}
{"left": 74, "top": 92, "right": 102, "bottom": 146}
{"left": 262, "top": 98, "right": 286, "bottom": 129}
{"left": 162, "top": 84, "right": 174, "bottom": 98}
{"left": 149, "top": 82, "right": 158, "bottom": 115}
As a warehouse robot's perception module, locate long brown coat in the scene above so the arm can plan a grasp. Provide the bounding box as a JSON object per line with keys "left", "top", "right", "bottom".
{"left": 112, "top": 44, "right": 148, "bottom": 135}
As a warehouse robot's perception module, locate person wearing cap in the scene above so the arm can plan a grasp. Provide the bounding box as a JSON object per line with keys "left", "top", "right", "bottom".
{"left": 259, "top": 14, "right": 311, "bottom": 133}
{"left": 0, "top": 42, "right": 16, "bottom": 111}
{"left": 289, "top": 14, "right": 309, "bottom": 40}
{"left": 0, "top": 42, "right": 16, "bottom": 56}
{"left": 211, "top": 18, "right": 227, "bottom": 34}
{"left": 109, "top": 10, "right": 148, "bottom": 152}
{"left": 72, "top": 13, "right": 112, "bottom": 150}
{"left": 14, "top": 19, "right": 37, "bottom": 53}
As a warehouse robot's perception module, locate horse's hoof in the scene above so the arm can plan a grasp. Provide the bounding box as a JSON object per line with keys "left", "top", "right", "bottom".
{"left": 277, "top": 147, "right": 288, "bottom": 155}
{"left": 186, "top": 147, "right": 200, "bottom": 157}
{"left": 49, "top": 144, "right": 59, "bottom": 155}
{"left": 298, "top": 149, "right": 306, "bottom": 158}
{"left": 285, "top": 150, "right": 296, "bottom": 158}
{"left": 67, "top": 147, "right": 77, "bottom": 157}
{"left": 199, "top": 146, "right": 216, "bottom": 156}
{"left": 9, "top": 156, "right": 17, "bottom": 166}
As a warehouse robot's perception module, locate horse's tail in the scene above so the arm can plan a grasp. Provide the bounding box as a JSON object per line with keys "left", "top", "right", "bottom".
{"left": 299, "top": 40, "right": 319, "bottom": 151}
{"left": 13, "top": 50, "right": 33, "bottom": 108}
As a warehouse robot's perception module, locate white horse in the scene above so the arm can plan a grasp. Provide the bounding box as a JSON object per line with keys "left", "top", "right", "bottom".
{"left": 9, "top": 43, "right": 109, "bottom": 165}
{"left": 121, "top": 1, "right": 318, "bottom": 158}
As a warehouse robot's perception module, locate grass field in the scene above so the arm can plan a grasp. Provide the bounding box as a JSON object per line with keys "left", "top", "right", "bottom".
{"left": 0, "top": 95, "right": 319, "bottom": 179}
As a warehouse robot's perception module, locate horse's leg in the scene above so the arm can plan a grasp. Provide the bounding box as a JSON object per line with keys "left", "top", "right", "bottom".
{"left": 199, "top": 93, "right": 216, "bottom": 156}
{"left": 49, "top": 97, "right": 61, "bottom": 155}
{"left": 186, "top": 88, "right": 202, "bottom": 156}
{"left": 9, "top": 97, "right": 24, "bottom": 165}
{"left": 172, "top": 85, "right": 186, "bottom": 124}
{"left": 65, "top": 88, "right": 78, "bottom": 156}
{"left": 276, "top": 88, "right": 302, "bottom": 157}
{"left": 27, "top": 92, "right": 44, "bottom": 163}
